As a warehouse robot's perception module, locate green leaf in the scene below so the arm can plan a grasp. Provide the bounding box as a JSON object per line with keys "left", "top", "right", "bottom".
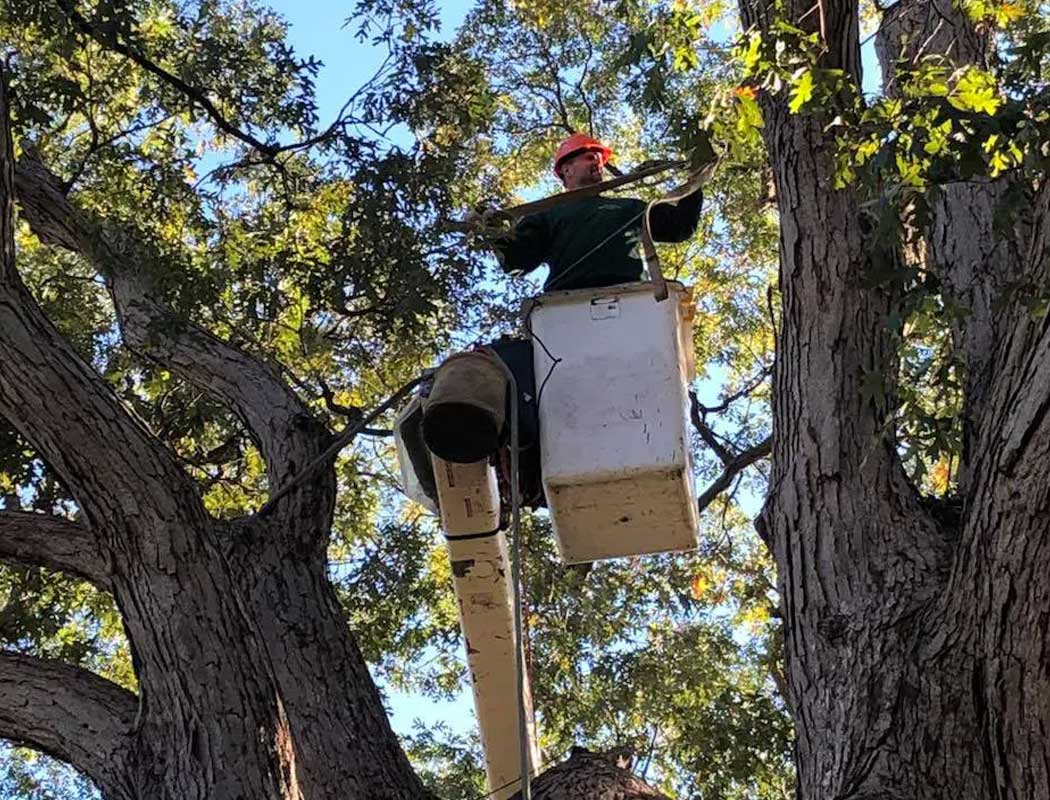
{"left": 741, "top": 31, "right": 764, "bottom": 74}
{"left": 737, "top": 93, "right": 765, "bottom": 131}
{"left": 948, "top": 67, "right": 1002, "bottom": 115}
{"left": 788, "top": 69, "right": 814, "bottom": 113}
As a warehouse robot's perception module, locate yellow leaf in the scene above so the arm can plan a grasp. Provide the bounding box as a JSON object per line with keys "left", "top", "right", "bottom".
{"left": 929, "top": 458, "right": 951, "bottom": 493}
{"left": 997, "top": 1, "right": 1026, "bottom": 22}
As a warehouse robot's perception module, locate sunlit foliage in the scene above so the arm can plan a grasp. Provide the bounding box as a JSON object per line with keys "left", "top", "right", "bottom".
{"left": 10, "top": 0, "right": 1048, "bottom": 793}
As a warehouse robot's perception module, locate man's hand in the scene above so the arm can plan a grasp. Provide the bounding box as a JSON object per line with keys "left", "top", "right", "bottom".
{"left": 462, "top": 205, "right": 516, "bottom": 239}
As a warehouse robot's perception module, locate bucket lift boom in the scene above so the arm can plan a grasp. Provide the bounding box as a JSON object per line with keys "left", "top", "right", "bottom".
{"left": 395, "top": 280, "right": 699, "bottom": 800}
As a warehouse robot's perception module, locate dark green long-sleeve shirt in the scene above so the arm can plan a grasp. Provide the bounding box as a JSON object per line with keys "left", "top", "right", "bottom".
{"left": 495, "top": 188, "right": 703, "bottom": 291}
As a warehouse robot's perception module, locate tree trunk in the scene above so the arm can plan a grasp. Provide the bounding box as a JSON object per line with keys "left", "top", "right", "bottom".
{"left": 741, "top": 0, "right": 1050, "bottom": 795}
{"left": 510, "top": 748, "right": 671, "bottom": 800}
{"left": 0, "top": 61, "right": 431, "bottom": 798}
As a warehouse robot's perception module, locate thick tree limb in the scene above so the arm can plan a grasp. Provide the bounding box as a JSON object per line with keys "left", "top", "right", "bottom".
{"left": 0, "top": 512, "right": 108, "bottom": 588}
{"left": 743, "top": 0, "right": 905, "bottom": 498}
{"left": 13, "top": 148, "right": 331, "bottom": 507}
{"left": 875, "top": 0, "right": 1026, "bottom": 492}
{"left": 875, "top": 0, "right": 987, "bottom": 92}
{"left": 0, "top": 651, "right": 136, "bottom": 800}
{"left": 980, "top": 302, "right": 1050, "bottom": 482}
{"left": 930, "top": 184, "right": 1050, "bottom": 793}
{"left": 0, "top": 68, "right": 203, "bottom": 533}
{"left": 933, "top": 366, "right": 1050, "bottom": 793}
{"left": 223, "top": 542, "right": 434, "bottom": 800}
{"left": 737, "top": 0, "right": 961, "bottom": 794}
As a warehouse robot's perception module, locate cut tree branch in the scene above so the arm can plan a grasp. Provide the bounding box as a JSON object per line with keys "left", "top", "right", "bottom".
{"left": 512, "top": 747, "right": 670, "bottom": 800}
{"left": 0, "top": 512, "right": 109, "bottom": 589}
{"left": 0, "top": 651, "right": 136, "bottom": 800}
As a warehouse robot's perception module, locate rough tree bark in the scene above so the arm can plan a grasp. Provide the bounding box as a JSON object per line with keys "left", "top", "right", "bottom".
{"left": 742, "top": 0, "right": 1050, "bottom": 794}
{"left": 0, "top": 67, "right": 669, "bottom": 800}
{"left": 0, "top": 512, "right": 108, "bottom": 587}
{"left": 510, "top": 749, "right": 671, "bottom": 800}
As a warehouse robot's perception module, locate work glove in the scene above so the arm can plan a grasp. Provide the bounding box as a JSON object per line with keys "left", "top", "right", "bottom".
{"left": 463, "top": 204, "right": 515, "bottom": 239}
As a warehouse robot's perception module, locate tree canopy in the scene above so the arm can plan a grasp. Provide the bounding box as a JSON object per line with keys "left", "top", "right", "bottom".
{"left": 1, "top": 0, "right": 1049, "bottom": 797}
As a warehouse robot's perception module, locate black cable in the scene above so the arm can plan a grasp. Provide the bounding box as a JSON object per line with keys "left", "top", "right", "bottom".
{"left": 258, "top": 374, "right": 424, "bottom": 516}
{"left": 524, "top": 306, "right": 561, "bottom": 413}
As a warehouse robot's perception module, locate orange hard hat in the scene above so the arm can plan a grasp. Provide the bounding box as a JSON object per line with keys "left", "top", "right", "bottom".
{"left": 553, "top": 133, "right": 612, "bottom": 176}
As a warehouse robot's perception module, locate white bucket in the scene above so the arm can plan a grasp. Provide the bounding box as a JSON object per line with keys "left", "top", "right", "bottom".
{"left": 527, "top": 280, "right": 699, "bottom": 563}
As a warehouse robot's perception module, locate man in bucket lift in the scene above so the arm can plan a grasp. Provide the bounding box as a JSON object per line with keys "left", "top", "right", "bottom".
{"left": 420, "top": 133, "right": 706, "bottom": 509}
{"left": 484, "top": 133, "right": 705, "bottom": 291}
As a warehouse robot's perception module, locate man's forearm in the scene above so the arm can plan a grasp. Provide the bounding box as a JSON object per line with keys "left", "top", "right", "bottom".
{"left": 649, "top": 185, "right": 704, "bottom": 243}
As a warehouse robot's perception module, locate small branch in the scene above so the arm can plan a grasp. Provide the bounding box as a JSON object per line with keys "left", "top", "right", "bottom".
{"left": 66, "top": 113, "right": 179, "bottom": 192}
{"left": 910, "top": 17, "right": 947, "bottom": 66}
{"left": 57, "top": 0, "right": 280, "bottom": 156}
{"left": 316, "top": 381, "right": 390, "bottom": 438}
{"left": 0, "top": 512, "right": 109, "bottom": 589}
{"left": 577, "top": 39, "right": 596, "bottom": 136}
{"left": 692, "top": 365, "right": 772, "bottom": 417}
{"left": 56, "top": 0, "right": 358, "bottom": 160}
{"left": 536, "top": 36, "right": 577, "bottom": 134}
{"left": 317, "top": 376, "right": 364, "bottom": 422}
{"left": 689, "top": 392, "right": 733, "bottom": 464}
{"left": 0, "top": 651, "right": 136, "bottom": 799}
{"left": 638, "top": 726, "right": 660, "bottom": 780}
{"left": 697, "top": 436, "right": 772, "bottom": 514}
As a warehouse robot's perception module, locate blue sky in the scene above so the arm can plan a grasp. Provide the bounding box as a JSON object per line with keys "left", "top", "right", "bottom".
{"left": 267, "top": 0, "right": 472, "bottom": 120}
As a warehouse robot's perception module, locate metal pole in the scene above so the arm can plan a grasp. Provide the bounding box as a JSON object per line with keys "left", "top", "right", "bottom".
{"left": 490, "top": 354, "right": 532, "bottom": 800}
